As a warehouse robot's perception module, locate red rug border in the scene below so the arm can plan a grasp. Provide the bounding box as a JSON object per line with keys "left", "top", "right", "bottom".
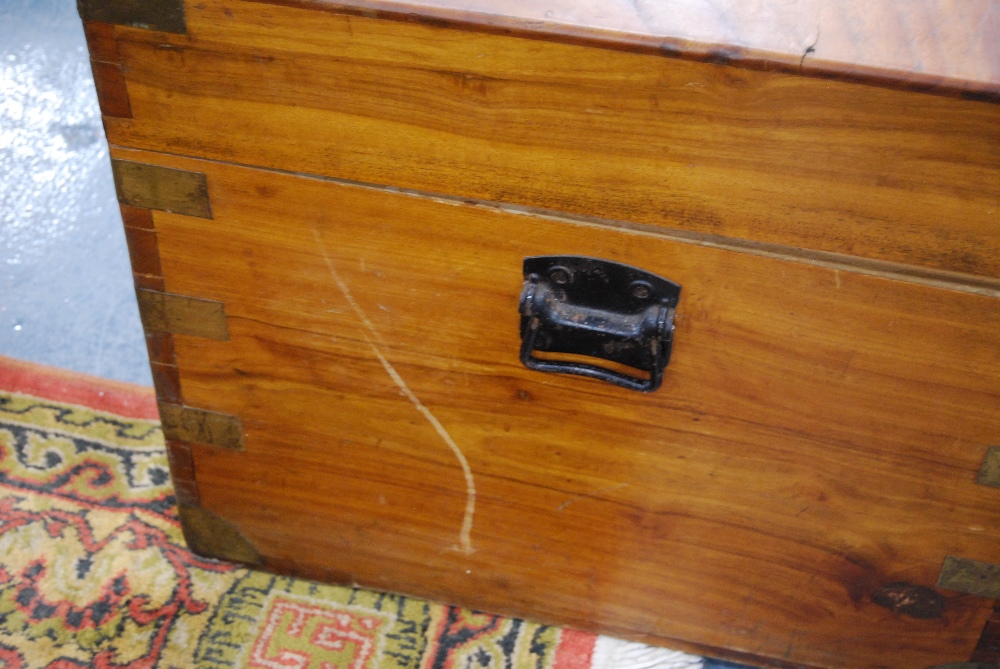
{"left": 553, "top": 628, "right": 597, "bottom": 669}
{"left": 0, "top": 355, "right": 158, "bottom": 421}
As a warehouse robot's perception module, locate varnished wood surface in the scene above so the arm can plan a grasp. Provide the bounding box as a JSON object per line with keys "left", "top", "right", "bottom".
{"left": 84, "top": 21, "right": 132, "bottom": 118}
{"left": 255, "top": 0, "right": 1000, "bottom": 100}
{"left": 99, "top": 2, "right": 1000, "bottom": 279}
{"left": 113, "top": 146, "right": 1000, "bottom": 669}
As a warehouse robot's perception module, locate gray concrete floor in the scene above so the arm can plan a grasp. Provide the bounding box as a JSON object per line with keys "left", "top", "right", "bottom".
{"left": 1, "top": 0, "right": 151, "bottom": 386}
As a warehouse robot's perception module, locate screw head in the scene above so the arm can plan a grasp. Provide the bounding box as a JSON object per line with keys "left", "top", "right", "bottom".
{"left": 629, "top": 281, "right": 653, "bottom": 300}
{"left": 549, "top": 267, "right": 571, "bottom": 285}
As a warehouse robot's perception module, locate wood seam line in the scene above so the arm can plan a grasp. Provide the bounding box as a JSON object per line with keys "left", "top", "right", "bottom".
{"left": 244, "top": 0, "right": 999, "bottom": 105}
{"left": 149, "top": 362, "right": 182, "bottom": 405}
{"left": 118, "top": 203, "right": 183, "bottom": 409}
{"left": 115, "top": 202, "right": 209, "bottom": 501}
{"left": 82, "top": 21, "right": 121, "bottom": 63}
{"left": 123, "top": 225, "right": 163, "bottom": 277}
{"left": 88, "top": 60, "right": 132, "bottom": 119}
{"left": 133, "top": 275, "right": 166, "bottom": 292}
{"left": 83, "top": 22, "right": 131, "bottom": 118}
{"left": 109, "top": 145, "right": 1000, "bottom": 300}
{"left": 120, "top": 203, "right": 162, "bottom": 291}
{"left": 165, "top": 439, "right": 200, "bottom": 506}
{"left": 144, "top": 330, "right": 176, "bottom": 367}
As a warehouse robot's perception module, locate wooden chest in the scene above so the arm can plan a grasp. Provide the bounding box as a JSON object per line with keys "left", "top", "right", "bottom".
{"left": 79, "top": 1, "right": 1000, "bottom": 666}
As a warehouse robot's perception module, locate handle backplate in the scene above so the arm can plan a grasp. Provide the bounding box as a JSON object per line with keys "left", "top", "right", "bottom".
{"left": 518, "top": 256, "right": 681, "bottom": 392}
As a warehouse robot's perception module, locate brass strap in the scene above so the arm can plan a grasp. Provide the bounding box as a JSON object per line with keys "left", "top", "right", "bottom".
{"left": 158, "top": 403, "right": 244, "bottom": 451}
{"left": 977, "top": 446, "right": 1000, "bottom": 488}
{"left": 112, "top": 159, "right": 211, "bottom": 218}
{"left": 136, "top": 289, "right": 229, "bottom": 341}
{"left": 937, "top": 556, "right": 1000, "bottom": 599}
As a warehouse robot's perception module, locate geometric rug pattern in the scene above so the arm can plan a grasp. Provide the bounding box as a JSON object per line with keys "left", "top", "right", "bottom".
{"left": 0, "top": 355, "right": 704, "bottom": 669}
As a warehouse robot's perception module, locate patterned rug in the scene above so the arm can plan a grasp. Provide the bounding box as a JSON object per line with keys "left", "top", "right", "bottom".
{"left": 0, "top": 355, "right": 705, "bottom": 669}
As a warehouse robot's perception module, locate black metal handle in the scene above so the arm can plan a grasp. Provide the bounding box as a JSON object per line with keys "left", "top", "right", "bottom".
{"left": 518, "top": 256, "right": 681, "bottom": 392}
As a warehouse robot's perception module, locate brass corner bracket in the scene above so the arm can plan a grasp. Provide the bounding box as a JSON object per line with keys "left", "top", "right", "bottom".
{"left": 77, "top": 0, "right": 186, "bottom": 34}
{"left": 178, "top": 504, "right": 262, "bottom": 565}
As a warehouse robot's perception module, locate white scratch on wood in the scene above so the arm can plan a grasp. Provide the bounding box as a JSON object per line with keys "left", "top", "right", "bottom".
{"left": 312, "top": 226, "right": 476, "bottom": 554}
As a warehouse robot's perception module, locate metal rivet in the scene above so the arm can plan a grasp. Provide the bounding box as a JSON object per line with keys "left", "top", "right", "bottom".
{"left": 629, "top": 281, "right": 653, "bottom": 300}
{"left": 549, "top": 267, "right": 571, "bottom": 285}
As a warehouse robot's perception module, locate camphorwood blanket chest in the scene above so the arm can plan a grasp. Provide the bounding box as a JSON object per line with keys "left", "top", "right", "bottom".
{"left": 78, "top": 0, "right": 1000, "bottom": 666}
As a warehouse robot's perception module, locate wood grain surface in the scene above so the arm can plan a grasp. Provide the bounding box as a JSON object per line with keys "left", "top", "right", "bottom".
{"left": 100, "top": 1, "right": 1000, "bottom": 279}
{"left": 112, "top": 146, "right": 1000, "bottom": 669}
{"left": 253, "top": 0, "right": 1000, "bottom": 100}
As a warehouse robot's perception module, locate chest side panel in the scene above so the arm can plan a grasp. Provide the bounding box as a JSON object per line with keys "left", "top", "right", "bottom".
{"left": 112, "top": 146, "right": 1000, "bottom": 669}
